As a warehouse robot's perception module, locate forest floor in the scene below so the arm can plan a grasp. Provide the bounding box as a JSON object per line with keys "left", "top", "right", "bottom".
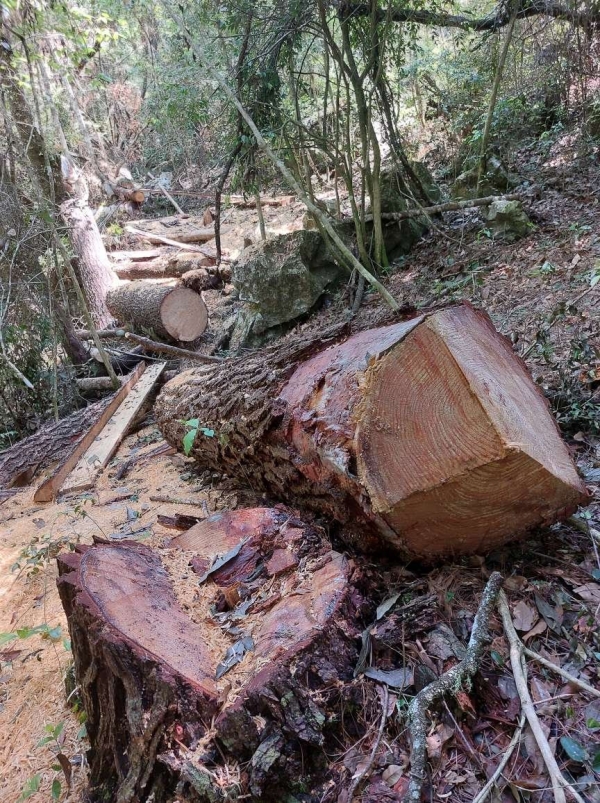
{"left": 1, "top": 129, "right": 600, "bottom": 803}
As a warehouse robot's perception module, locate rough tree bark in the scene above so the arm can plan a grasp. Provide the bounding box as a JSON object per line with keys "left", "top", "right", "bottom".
{"left": 60, "top": 169, "right": 117, "bottom": 328}
{"left": 156, "top": 304, "right": 587, "bottom": 559}
{"left": 106, "top": 282, "right": 208, "bottom": 342}
{"left": 0, "top": 398, "right": 112, "bottom": 489}
{"left": 57, "top": 508, "right": 361, "bottom": 802}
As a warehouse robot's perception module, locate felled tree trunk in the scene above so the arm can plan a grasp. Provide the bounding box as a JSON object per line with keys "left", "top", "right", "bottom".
{"left": 0, "top": 398, "right": 112, "bottom": 489}
{"left": 106, "top": 282, "right": 208, "bottom": 342}
{"left": 156, "top": 304, "right": 587, "bottom": 559}
{"left": 57, "top": 508, "right": 360, "bottom": 802}
{"left": 61, "top": 178, "right": 117, "bottom": 328}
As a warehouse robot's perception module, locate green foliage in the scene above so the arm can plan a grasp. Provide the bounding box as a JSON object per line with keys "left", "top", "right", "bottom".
{"left": 181, "top": 418, "right": 215, "bottom": 455}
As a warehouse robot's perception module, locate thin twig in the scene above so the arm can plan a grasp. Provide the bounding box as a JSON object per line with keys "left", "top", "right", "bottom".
{"left": 407, "top": 572, "right": 504, "bottom": 803}
{"left": 522, "top": 646, "right": 600, "bottom": 698}
{"left": 471, "top": 713, "right": 525, "bottom": 803}
{"left": 498, "top": 591, "right": 586, "bottom": 803}
{"left": 345, "top": 684, "right": 390, "bottom": 803}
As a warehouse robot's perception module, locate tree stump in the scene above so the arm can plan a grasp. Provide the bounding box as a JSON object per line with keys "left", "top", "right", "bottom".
{"left": 156, "top": 304, "right": 587, "bottom": 558}
{"left": 106, "top": 282, "right": 208, "bottom": 342}
{"left": 57, "top": 509, "right": 360, "bottom": 802}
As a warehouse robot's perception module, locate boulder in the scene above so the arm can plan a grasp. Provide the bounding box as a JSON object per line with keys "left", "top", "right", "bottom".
{"left": 484, "top": 199, "right": 531, "bottom": 241}
{"left": 452, "top": 155, "right": 520, "bottom": 200}
{"left": 230, "top": 229, "right": 343, "bottom": 349}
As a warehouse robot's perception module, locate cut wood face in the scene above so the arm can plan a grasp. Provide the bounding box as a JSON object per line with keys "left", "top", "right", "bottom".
{"left": 356, "top": 306, "right": 587, "bottom": 555}
{"left": 159, "top": 286, "right": 208, "bottom": 341}
{"left": 57, "top": 508, "right": 356, "bottom": 800}
{"left": 279, "top": 305, "right": 587, "bottom": 557}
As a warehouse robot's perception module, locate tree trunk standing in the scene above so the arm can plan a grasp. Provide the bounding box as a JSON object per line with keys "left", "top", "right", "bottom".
{"left": 156, "top": 305, "right": 587, "bottom": 559}
{"left": 57, "top": 510, "right": 360, "bottom": 802}
{"left": 106, "top": 282, "right": 208, "bottom": 342}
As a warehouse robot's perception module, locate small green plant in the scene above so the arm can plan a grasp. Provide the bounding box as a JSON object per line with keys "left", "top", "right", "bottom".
{"left": 181, "top": 418, "right": 215, "bottom": 456}
{"left": 11, "top": 531, "right": 79, "bottom": 576}
{"left": 0, "top": 623, "right": 63, "bottom": 647}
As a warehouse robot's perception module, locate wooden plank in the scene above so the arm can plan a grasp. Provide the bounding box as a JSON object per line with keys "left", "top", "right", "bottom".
{"left": 60, "top": 362, "right": 166, "bottom": 495}
{"left": 34, "top": 363, "right": 147, "bottom": 503}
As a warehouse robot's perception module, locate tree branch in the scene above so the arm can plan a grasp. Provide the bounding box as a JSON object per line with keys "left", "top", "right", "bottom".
{"left": 407, "top": 572, "right": 504, "bottom": 803}
{"left": 338, "top": 1, "right": 599, "bottom": 32}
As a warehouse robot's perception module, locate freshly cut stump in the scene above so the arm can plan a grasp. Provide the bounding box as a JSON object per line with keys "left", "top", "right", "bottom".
{"left": 156, "top": 304, "right": 587, "bottom": 558}
{"left": 58, "top": 508, "right": 359, "bottom": 802}
{"left": 106, "top": 281, "right": 208, "bottom": 342}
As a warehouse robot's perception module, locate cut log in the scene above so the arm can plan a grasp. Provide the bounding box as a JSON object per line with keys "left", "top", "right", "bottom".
{"left": 156, "top": 304, "right": 588, "bottom": 559}
{"left": 57, "top": 509, "right": 359, "bottom": 801}
{"left": 180, "top": 267, "right": 222, "bottom": 293}
{"left": 0, "top": 398, "right": 113, "bottom": 489}
{"left": 124, "top": 226, "right": 217, "bottom": 254}
{"left": 62, "top": 362, "right": 166, "bottom": 494}
{"left": 114, "top": 253, "right": 216, "bottom": 281}
{"left": 127, "top": 216, "right": 218, "bottom": 243}
{"left": 76, "top": 376, "right": 122, "bottom": 392}
{"left": 105, "top": 282, "right": 208, "bottom": 342}
{"left": 34, "top": 363, "right": 146, "bottom": 502}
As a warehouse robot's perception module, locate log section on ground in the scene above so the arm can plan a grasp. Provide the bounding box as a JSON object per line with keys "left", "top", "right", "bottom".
{"left": 0, "top": 397, "right": 113, "bottom": 489}
{"left": 57, "top": 508, "right": 358, "bottom": 802}
{"left": 126, "top": 215, "right": 222, "bottom": 243}
{"left": 106, "top": 281, "right": 208, "bottom": 342}
{"left": 156, "top": 304, "right": 587, "bottom": 558}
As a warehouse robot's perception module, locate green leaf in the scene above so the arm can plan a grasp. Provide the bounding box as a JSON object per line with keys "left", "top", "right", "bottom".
{"left": 199, "top": 427, "right": 215, "bottom": 438}
{"left": 182, "top": 428, "right": 197, "bottom": 456}
{"left": 586, "top": 717, "right": 600, "bottom": 731}
{"left": 51, "top": 778, "right": 61, "bottom": 801}
{"left": 560, "top": 736, "right": 588, "bottom": 762}
{"left": 185, "top": 418, "right": 200, "bottom": 429}
{"left": 0, "top": 632, "right": 18, "bottom": 646}
{"left": 36, "top": 735, "right": 54, "bottom": 747}
{"left": 19, "top": 775, "right": 41, "bottom": 799}
{"left": 593, "top": 750, "right": 600, "bottom": 772}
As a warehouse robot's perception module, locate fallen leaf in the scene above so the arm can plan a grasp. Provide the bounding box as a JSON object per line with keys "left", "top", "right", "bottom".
{"left": 504, "top": 575, "right": 528, "bottom": 592}
{"left": 573, "top": 583, "right": 600, "bottom": 605}
{"left": 512, "top": 600, "right": 537, "bottom": 632}
{"left": 534, "top": 594, "right": 563, "bottom": 633}
{"left": 364, "top": 667, "right": 414, "bottom": 690}
{"left": 382, "top": 765, "right": 404, "bottom": 787}
{"left": 560, "top": 736, "right": 588, "bottom": 763}
{"left": 523, "top": 619, "right": 547, "bottom": 642}
{"left": 376, "top": 593, "right": 401, "bottom": 620}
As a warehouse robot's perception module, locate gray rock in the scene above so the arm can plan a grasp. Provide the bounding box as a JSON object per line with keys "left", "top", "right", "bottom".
{"left": 230, "top": 229, "right": 343, "bottom": 348}
{"left": 484, "top": 199, "right": 531, "bottom": 241}
{"left": 452, "top": 155, "right": 520, "bottom": 200}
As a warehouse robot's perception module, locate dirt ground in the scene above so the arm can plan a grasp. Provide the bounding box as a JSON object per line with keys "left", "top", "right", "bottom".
{"left": 1, "top": 128, "right": 600, "bottom": 802}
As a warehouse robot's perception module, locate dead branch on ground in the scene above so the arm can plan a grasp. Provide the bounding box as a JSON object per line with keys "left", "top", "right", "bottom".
{"left": 406, "top": 572, "right": 504, "bottom": 803}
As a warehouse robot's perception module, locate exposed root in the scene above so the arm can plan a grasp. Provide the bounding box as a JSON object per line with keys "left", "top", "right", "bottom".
{"left": 406, "top": 571, "right": 504, "bottom": 803}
